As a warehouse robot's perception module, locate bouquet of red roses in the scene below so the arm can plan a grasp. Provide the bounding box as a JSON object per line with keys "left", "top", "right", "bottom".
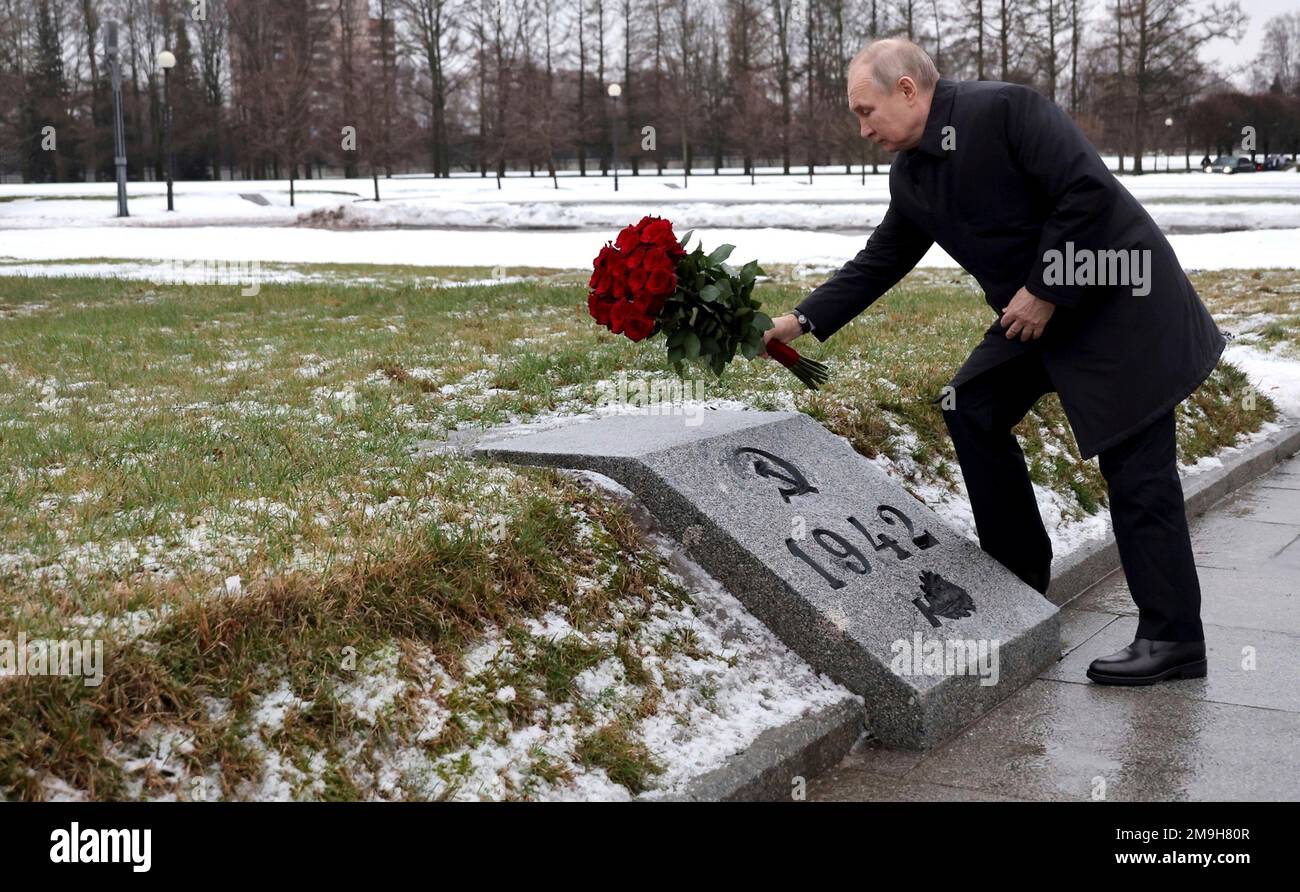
{"left": 586, "top": 215, "right": 830, "bottom": 389}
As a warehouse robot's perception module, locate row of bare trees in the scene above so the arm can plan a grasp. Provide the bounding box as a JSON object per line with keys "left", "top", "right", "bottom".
{"left": 1, "top": 0, "right": 1298, "bottom": 183}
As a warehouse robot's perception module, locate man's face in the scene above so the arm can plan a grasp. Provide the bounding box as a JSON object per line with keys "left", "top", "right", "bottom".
{"left": 847, "top": 66, "right": 929, "bottom": 152}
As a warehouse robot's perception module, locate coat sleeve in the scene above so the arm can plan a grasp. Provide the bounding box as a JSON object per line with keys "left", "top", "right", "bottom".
{"left": 793, "top": 202, "right": 933, "bottom": 342}
{"left": 1001, "top": 83, "right": 1121, "bottom": 309}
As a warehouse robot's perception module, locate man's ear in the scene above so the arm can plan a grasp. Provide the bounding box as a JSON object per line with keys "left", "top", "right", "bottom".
{"left": 899, "top": 76, "right": 918, "bottom": 102}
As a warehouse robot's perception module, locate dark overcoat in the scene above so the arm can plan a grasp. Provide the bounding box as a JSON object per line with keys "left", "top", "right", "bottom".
{"left": 794, "top": 77, "right": 1227, "bottom": 459}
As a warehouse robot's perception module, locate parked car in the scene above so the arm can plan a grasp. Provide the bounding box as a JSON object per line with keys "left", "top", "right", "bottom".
{"left": 1205, "top": 155, "right": 1256, "bottom": 174}
{"left": 1263, "top": 154, "right": 1291, "bottom": 171}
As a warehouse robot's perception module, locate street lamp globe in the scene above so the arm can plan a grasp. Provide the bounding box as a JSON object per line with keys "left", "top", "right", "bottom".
{"left": 607, "top": 83, "right": 622, "bottom": 98}
{"left": 158, "top": 49, "right": 177, "bottom": 211}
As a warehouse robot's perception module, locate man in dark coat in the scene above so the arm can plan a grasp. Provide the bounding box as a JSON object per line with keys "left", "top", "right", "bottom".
{"left": 762, "top": 38, "right": 1226, "bottom": 685}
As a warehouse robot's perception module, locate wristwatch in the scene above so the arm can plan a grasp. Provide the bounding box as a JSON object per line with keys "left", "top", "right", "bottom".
{"left": 792, "top": 309, "right": 813, "bottom": 334}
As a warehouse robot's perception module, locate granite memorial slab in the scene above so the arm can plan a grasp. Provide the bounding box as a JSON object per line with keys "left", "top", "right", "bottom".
{"left": 472, "top": 408, "right": 1060, "bottom": 749}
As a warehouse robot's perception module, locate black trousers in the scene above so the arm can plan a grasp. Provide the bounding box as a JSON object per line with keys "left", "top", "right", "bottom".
{"left": 941, "top": 346, "right": 1205, "bottom": 642}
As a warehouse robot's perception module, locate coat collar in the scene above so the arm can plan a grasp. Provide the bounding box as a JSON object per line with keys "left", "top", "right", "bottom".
{"left": 908, "top": 78, "right": 958, "bottom": 159}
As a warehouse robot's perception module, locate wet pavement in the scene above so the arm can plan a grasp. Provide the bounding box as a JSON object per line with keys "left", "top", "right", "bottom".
{"left": 809, "top": 450, "right": 1300, "bottom": 801}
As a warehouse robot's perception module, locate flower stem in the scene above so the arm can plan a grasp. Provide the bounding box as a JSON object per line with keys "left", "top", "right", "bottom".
{"left": 765, "top": 340, "right": 830, "bottom": 390}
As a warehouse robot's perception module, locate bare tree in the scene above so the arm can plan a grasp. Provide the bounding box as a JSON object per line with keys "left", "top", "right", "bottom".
{"left": 400, "top": 0, "right": 455, "bottom": 177}
{"left": 1032, "top": 0, "right": 1071, "bottom": 102}
{"left": 1123, "top": 0, "right": 1246, "bottom": 174}
{"left": 669, "top": 0, "right": 703, "bottom": 179}
{"left": 1068, "top": 0, "right": 1084, "bottom": 113}
{"left": 771, "top": 0, "right": 794, "bottom": 172}
{"left": 0, "top": 0, "right": 1282, "bottom": 184}
{"left": 194, "top": 0, "right": 227, "bottom": 178}
{"left": 724, "top": 0, "right": 765, "bottom": 177}
{"left": 1254, "top": 12, "right": 1300, "bottom": 94}
{"left": 230, "top": 0, "right": 328, "bottom": 198}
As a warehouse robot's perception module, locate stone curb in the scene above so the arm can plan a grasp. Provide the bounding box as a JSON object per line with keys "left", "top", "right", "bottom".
{"left": 661, "top": 697, "right": 866, "bottom": 802}
{"left": 1045, "top": 419, "right": 1300, "bottom": 607}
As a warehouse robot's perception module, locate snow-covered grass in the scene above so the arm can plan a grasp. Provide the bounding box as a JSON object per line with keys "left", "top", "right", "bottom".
{"left": 0, "top": 263, "right": 1290, "bottom": 800}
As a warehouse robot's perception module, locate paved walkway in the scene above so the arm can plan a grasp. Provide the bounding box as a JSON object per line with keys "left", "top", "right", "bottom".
{"left": 810, "top": 450, "right": 1300, "bottom": 801}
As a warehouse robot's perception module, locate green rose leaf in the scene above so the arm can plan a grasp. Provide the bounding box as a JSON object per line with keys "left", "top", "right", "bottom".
{"left": 707, "top": 244, "right": 735, "bottom": 265}
{"left": 682, "top": 330, "right": 701, "bottom": 360}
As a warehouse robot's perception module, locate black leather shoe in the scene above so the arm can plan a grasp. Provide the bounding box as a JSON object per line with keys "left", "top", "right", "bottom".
{"left": 1086, "top": 638, "right": 1207, "bottom": 686}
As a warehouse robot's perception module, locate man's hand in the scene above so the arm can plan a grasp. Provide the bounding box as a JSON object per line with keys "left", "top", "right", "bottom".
{"left": 1000, "top": 286, "right": 1056, "bottom": 341}
{"left": 759, "top": 314, "right": 804, "bottom": 358}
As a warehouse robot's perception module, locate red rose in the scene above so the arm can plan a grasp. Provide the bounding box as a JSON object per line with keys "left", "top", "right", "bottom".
{"left": 589, "top": 243, "right": 625, "bottom": 298}
{"left": 615, "top": 224, "right": 641, "bottom": 253}
{"left": 608, "top": 297, "right": 659, "bottom": 339}
{"left": 641, "top": 247, "right": 676, "bottom": 273}
{"left": 620, "top": 243, "right": 648, "bottom": 270}
{"left": 625, "top": 263, "right": 650, "bottom": 296}
{"left": 633, "top": 215, "right": 664, "bottom": 235}
{"left": 643, "top": 266, "right": 676, "bottom": 298}
{"left": 608, "top": 298, "right": 633, "bottom": 335}
{"left": 588, "top": 290, "right": 617, "bottom": 328}
{"left": 632, "top": 289, "right": 667, "bottom": 318}
{"left": 640, "top": 217, "right": 685, "bottom": 260}
{"left": 621, "top": 307, "right": 657, "bottom": 342}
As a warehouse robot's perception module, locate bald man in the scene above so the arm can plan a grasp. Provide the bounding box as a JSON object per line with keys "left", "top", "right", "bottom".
{"left": 763, "top": 38, "right": 1225, "bottom": 686}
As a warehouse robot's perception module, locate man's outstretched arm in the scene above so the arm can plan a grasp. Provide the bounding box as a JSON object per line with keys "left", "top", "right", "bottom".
{"left": 793, "top": 203, "right": 934, "bottom": 342}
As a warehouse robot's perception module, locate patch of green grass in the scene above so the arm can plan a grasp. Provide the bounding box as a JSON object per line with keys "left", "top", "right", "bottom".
{"left": 0, "top": 469, "right": 686, "bottom": 799}
{"left": 575, "top": 720, "right": 663, "bottom": 794}
{"left": 1256, "top": 321, "right": 1291, "bottom": 345}
{"left": 1197, "top": 268, "right": 1300, "bottom": 360}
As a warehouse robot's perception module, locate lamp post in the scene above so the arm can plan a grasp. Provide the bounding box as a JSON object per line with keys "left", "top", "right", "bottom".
{"left": 1164, "top": 117, "right": 1173, "bottom": 172}
{"left": 106, "top": 23, "right": 129, "bottom": 217}
{"left": 607, "top": 82, "right": 622, "bottom": 192}
{"left": 157, "top": 50, "right": 176, "bottom": 211}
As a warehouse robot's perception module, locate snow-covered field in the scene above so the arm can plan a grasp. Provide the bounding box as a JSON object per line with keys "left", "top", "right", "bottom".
{"left": 2, "top": 170, "right": 1299, "bottom": 272}
{"left": 4, "top": 224, "right": 1298, "bottom": 275}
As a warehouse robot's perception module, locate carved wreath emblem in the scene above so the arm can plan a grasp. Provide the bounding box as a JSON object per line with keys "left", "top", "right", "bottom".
{"left": 916, "top": 569, "right": 976, "bottom": 620}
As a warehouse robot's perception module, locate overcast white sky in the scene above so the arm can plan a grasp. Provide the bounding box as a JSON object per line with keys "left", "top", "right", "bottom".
{"left": 1201, "top": 0, "right": 1299, "bottom": 85}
